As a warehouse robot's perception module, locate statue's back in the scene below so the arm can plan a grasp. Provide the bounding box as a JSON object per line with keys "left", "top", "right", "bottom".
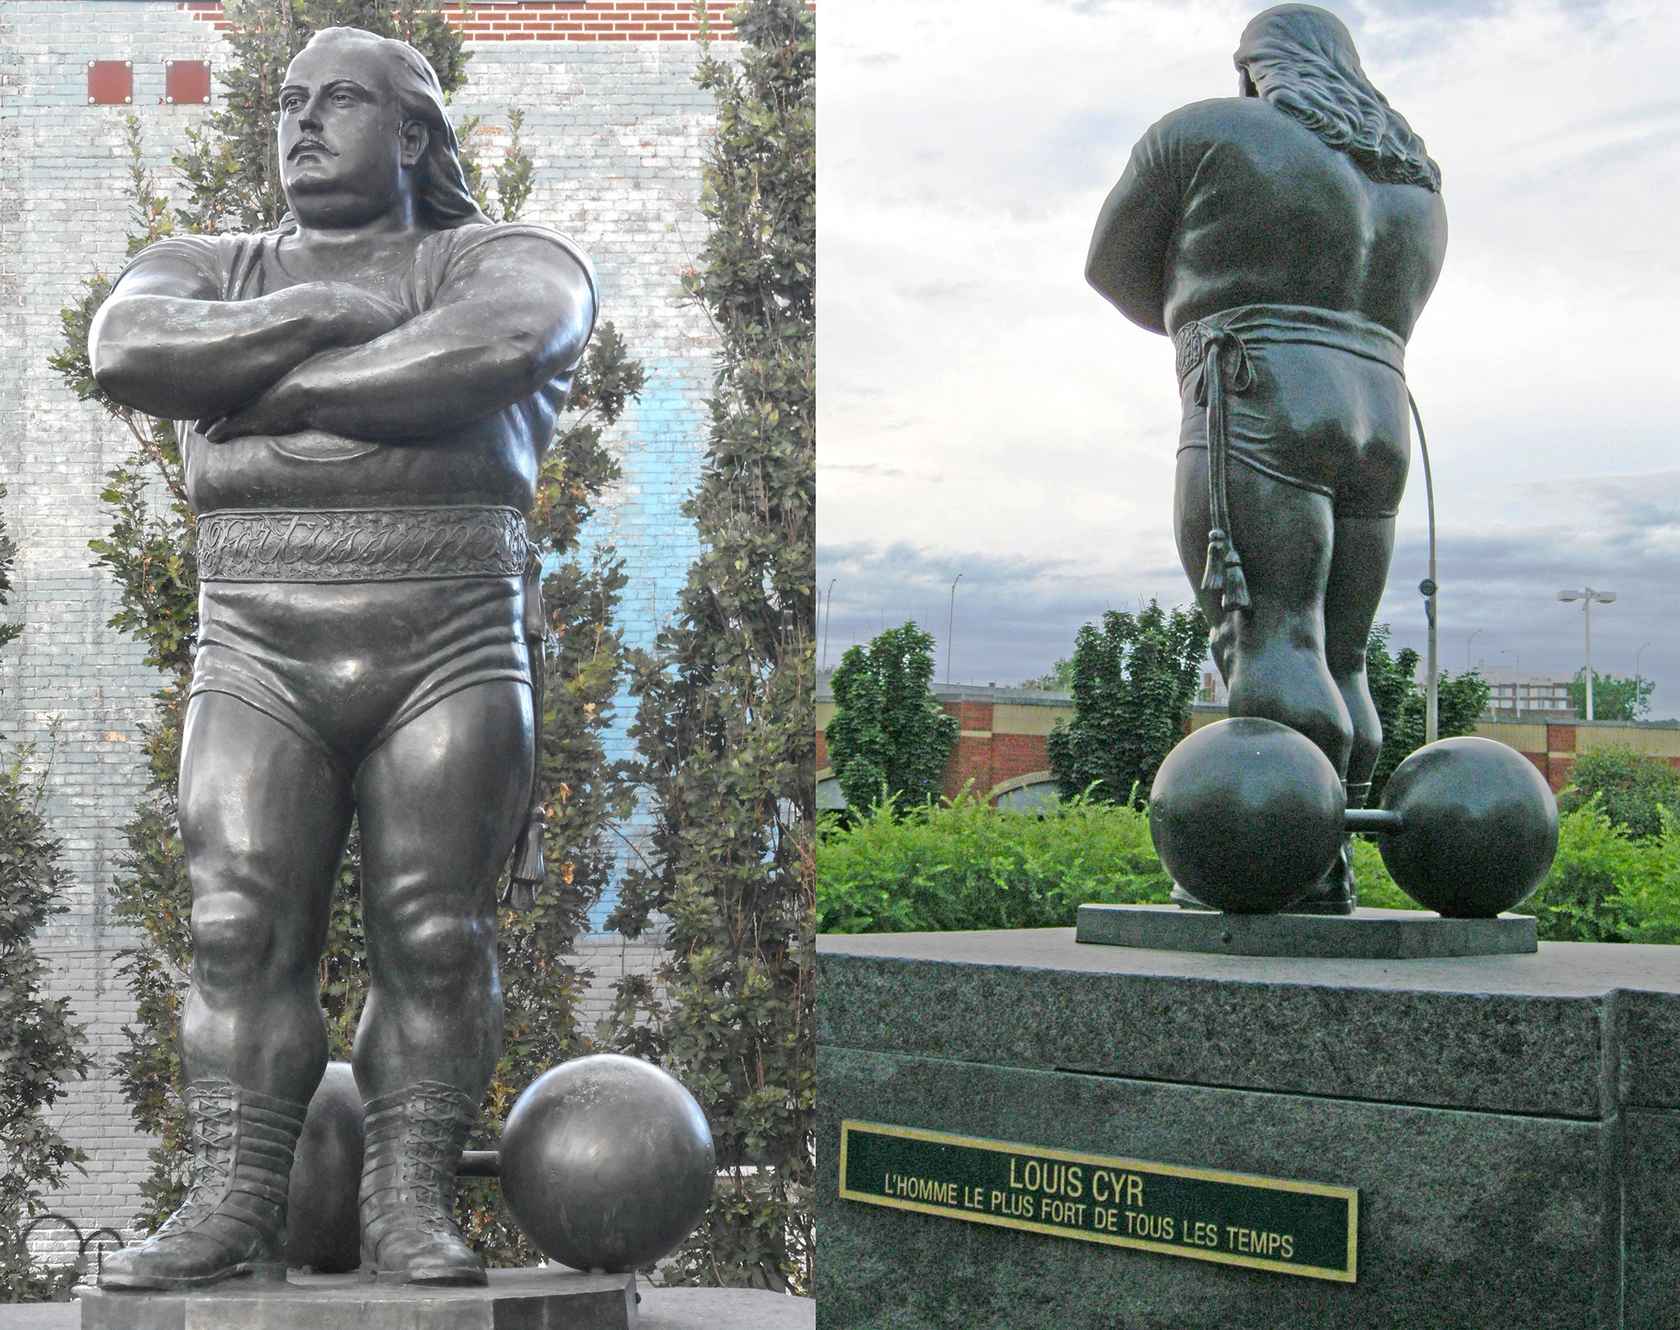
{"left": 1150, "top": 97, "right": 1447, "bottom": 340}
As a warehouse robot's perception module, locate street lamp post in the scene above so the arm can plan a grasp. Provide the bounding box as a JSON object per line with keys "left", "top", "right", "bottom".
{"left": 1636, "top": 640, "right": 1652, "bottom": 683}
{"left": 822, "top": 577, "right": 836, "bottom": 670}
{"left": 1466, "top": 626, "right": 1483, "bottom": 673}
{"left": 1557, "top": 587, "right": 1617, "bottom": 721}
{"left": 1500, "top": 648, "right": 1519, "bottom": 713}
{"left": 946, "top": 572, "right": 962, "bottom": 686}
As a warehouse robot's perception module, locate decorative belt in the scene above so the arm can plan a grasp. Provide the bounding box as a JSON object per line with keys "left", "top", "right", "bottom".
{"left": 195, "top": 506, "right": 529, "bottom": 583}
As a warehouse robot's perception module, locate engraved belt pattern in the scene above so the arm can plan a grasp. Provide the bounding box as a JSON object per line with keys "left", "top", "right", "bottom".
{"left": 196, "top": 506, "right": 529, "bottom": 583}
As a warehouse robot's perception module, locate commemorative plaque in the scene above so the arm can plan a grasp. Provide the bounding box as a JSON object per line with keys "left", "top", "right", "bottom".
{"left": 839, "top": 1121, "right": 1357, "bottom": 1283}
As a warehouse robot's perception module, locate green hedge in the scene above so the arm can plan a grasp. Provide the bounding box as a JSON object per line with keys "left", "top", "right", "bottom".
{"left": 816, "top": 793, "right": 1171, "bottom": 933}
{"left": 817, "top": 795, "right": 1680, "bottom": 944}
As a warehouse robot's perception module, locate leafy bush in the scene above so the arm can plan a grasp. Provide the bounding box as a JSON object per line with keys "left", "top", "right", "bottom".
{"left": 826, "top": 623, "right": 957, "bottom": 816}
{"left": 816, "top": 792, "right": 1172, "bottom": 934}
{"left": 1557, "top": 746, "right": 1680, "bottom": 841}
{"left": 1366, "top": 626, "right": 1489, "bottom": 804}
{"left": 0, "top": 491, "right": 92, "bottom": 1301}
{"left": 818, "top": 793, "right": 1680, "bottom": 949}
{"left": 1615, "top": 810, "right": 1680, "bottom": 945}
{"left": 1046, "top": 602, "right": 1207, "bottom": 808}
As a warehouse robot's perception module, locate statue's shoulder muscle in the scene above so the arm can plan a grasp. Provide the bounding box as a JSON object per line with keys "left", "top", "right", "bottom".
{"left": 114, "top": 231, "right": 274, "bottom": 301}
{"left": 414, "top": 223, "right": 596, "bottom": 310}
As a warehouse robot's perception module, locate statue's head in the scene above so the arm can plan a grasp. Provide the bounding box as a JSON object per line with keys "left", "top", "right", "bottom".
{"left": 279, "top": 26, "right": 488, "bottom": 230}
{"left": 1234, "top": 4, "right": 1441, "bottom": 193}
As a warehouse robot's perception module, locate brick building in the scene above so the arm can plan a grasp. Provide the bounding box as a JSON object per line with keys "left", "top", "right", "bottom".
{"left": 1, "top": 0, "right": 747, "bottom": 1247}
{"left": 817, "top": 682, "right": 1680, "bottom": 810}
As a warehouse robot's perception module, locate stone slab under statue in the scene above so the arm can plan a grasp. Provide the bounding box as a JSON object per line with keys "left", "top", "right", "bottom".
{"left": 32, "top": 1283, "right": 816, "bottom": 1330}
{"left": 1077, "top": 903, "right": 1535, "bottom": 958}
{"left": 76, "top": 1269, "right": 638, "bottom": 1330}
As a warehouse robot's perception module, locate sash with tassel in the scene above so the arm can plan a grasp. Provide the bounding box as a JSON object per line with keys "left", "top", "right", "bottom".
{"left": 1191, "top": 324, "right": 1256, "bottom": 618}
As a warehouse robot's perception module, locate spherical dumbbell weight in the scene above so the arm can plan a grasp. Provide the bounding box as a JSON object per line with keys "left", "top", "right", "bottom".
{"left": 1149, "top": 722, "right": 1560, "bottom": 919}
{"left": 500, "top": 1053, "right": 716, "bottom": 1274}
{"left": 286, "top": 1054, "right": 715, "bottom": 1276}
{"left": 286, "top": 1062, "right": 366, "bottom": 1274}
{"left": 1149, "top": 717, "right": 1346, "bottom": 913}
{"left": 1373, "top": 736, "right": 1558, "bottom": 917}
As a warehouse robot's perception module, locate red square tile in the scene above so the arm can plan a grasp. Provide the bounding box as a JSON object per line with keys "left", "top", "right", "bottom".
{"left": 87, "top": 60, "right": 133, "bottom": 106}
{"left": 165, "top": 59, "right": 211, "bottom": 105}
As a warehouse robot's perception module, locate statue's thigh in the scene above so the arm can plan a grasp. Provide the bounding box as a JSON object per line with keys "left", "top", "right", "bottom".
{"left": 354, "top": 681, "right": 533, "bottom": 920}
{"left": 179, "top": 689, "right": 353, "bottom": 932}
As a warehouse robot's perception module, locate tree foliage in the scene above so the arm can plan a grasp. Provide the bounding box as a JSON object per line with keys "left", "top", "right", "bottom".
{"left": 1046, "top": 602, "right": 1208, "bottom": 806}
{"left": 1366, "top": 625, "right": 1491, "bottom": 803}
{"left": 826, "top": 623, "right": 957, "bottom": 814}
{"left": 1557, "top": 746, "right": 1680, "bottom": 842}
{"left": 1019, "top": 658, "right": 1075, "bottom": 692}
{"left": 0, "top": 492, "right": 94, "bottom": 1301}
{"left": 1567, "top": 670, "right": 1654, "bottom": 723}
{"left": 607, "top": 0, "right": 814, "bottom": 1293}
{"left": 49, "top": 0, "right": 641, "bottom": 1257}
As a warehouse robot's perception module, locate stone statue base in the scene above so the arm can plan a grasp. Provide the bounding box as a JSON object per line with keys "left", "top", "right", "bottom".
{"left": 1076, "top": 903, "right": 1536, "bottom": 958}
{"left": 77, "top": 1267, "right": 637, "bottom": 1330}
{"left": 818, "top": 928, "right": 1679, "bottom": 1329}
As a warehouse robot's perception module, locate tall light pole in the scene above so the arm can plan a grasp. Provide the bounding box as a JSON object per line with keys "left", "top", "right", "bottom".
{"left": 946, "top": 572, "right": 962, "bottom": 686}
{"left": 822, "top": 577, "right": 836, "bottom": 670}
{"left": 1500, "top": 648, "right": 1519, "bottom": 714}
{"left": 1466, "top": 626, "right": 1483, "bottom": 673}
{"left": 1636, "top": 640, "right": 1653, "bottom": 682}
{"left": 1557, "top": 587, "right": 1617, "bottom": 721}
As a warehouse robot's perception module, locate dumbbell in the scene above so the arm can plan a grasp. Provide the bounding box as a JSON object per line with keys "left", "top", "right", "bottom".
{"left": 1148, "top": 717, "right": 1558, "bottom": 916}
{"left": 288, "top": 1055, "right": 714, "bottom": 1277}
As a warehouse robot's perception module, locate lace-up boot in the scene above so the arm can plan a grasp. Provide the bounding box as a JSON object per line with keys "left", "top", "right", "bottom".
{"left": 359, "top": 1080, "right": 486, "bottom": 1285}
{"left": 99, "top": 1079, "right": 305, "bottom": 1290}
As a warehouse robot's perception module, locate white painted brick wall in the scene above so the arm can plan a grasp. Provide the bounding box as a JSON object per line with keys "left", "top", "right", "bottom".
{"left": 2, "top": 1, "right": 718, "bottom": 1250}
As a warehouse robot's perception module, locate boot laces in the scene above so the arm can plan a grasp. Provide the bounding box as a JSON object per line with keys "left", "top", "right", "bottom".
{"left": 155, "top": 1082, "right": 237, "bottom": 1237}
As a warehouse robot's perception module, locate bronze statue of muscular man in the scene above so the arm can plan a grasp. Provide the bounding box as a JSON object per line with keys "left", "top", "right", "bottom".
{"left": 88, "top": 27, "right": 594, "bottom": 1288}
{"left": 1087, "top": 4, "right": 1446, "bottom": 912}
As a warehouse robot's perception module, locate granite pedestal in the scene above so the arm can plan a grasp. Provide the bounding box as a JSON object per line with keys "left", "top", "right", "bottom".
{"left": 816, "top": 929, "right": 1680, "bottom": 1330}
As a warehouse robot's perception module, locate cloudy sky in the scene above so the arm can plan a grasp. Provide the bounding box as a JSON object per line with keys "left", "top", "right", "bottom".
{"left": 817, "top": 0, "right": 1680, "bottom": 715}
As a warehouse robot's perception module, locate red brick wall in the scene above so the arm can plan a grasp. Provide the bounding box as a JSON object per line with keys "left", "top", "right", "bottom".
{"left": 175, "top": 2, "right": 797, "bottom": 41}
{"left": 989, "top": 732, "right": 1049, "bottom": 787}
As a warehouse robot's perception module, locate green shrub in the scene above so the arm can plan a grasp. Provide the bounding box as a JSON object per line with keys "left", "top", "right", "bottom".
{"left": 1349, "top": 837, "right": 1413, "bottom": 911}
{"left": 816, "top": 792, "right": 1171, "bottom": 934}
{"left": 816, "top": 790, "right": 1680, "bottom": 949}
{"left": 1521, "top": 801, "right": 1644, "bottom": 942}
{"left": 1557, "top": 746, "right": 1680, "bottom": 840}
{"left": 1604, "top": 808, "right": 1680, "bottom": 945}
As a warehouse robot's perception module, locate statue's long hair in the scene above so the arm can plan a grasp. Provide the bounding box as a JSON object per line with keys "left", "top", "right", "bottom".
{"left": 281, "top": 27, "right": 489, "bottom": 230}
{"left": 1235, "top": 5, "right": 1441, "bottom": 193}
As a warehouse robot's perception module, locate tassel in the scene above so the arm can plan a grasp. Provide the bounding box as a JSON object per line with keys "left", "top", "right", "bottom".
{"left": 1220, "top": 546, "right": 1251, "bottom": 613}
{"left": 502, "top": 807, "right": 547, "bottom": 912}
{"left": 1201, "top": 528, "right": 1229, "bottom": 599}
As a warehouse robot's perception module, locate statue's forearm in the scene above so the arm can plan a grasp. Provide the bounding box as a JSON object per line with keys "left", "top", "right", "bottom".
{"left": 242, "top": 304, "right": 577, "bottom": 443}
{"left": 90, "top": 283, "right": 402, "bottom": 421}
